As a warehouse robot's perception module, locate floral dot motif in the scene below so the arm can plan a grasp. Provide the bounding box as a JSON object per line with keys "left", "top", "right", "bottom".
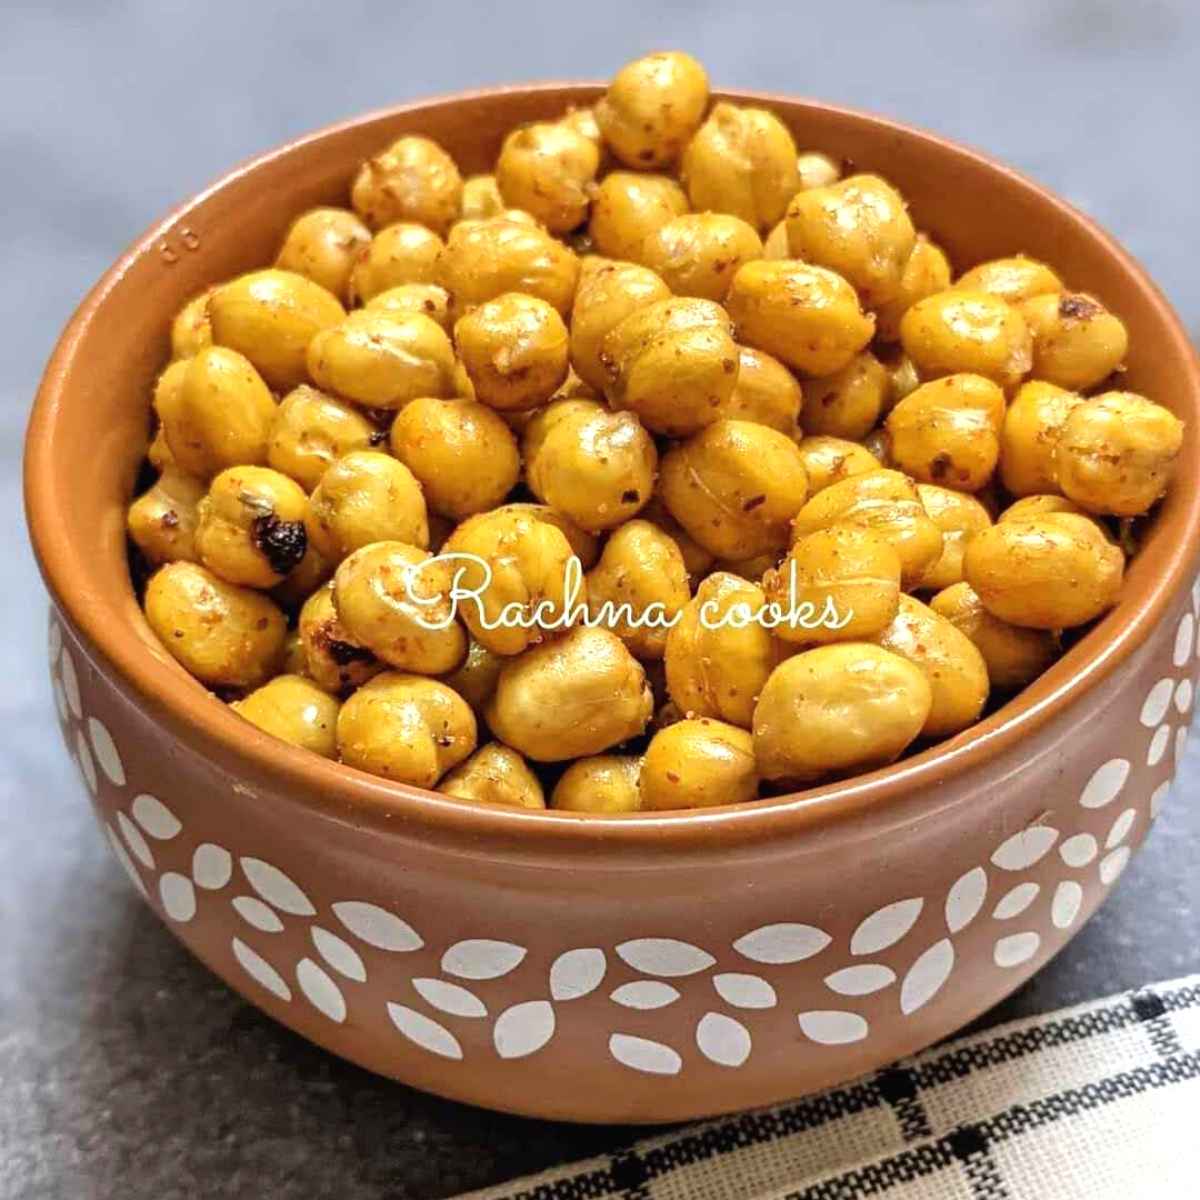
{"left": 1147, "top": 725, "right": 1171, "bottom": 766}
{"left": 733, "top": 923, "right": 830, "bottom": 965}
{"left": 899, "top": 940, "right": 955, "bottom": 1016}
{"left": 993, "top": 932, "right": 1040, "bottom": 968}
{"left": 798, "top": 1010, "right": 869, "bottom": 1046}
{"left": 232, "top": 937, "right": 291, "bottom": 1001}
{"left": 1175, "top": 679, "right": 1193, "bottom": 715}
{"left": 712, "top": 973, "right": 776, "bottom": 1010}
{"left": 332, "top": 901, "right": 422, "bottom": 952}
{"left": 388, "top": 1003, "right": 462, "bottom": 1060}
{"left": 617, "top": 938, "right": 715, "bottom": 976}
{"left": 696, "top": 1013, "right": 751, "bottom": 1067}
{"left": 233, "top": 895, "right": 284, "bottom": 933}
{"left": 1140, "top": 679, "right": 1174, "bottom": 726}
{"left": 192, "top": 843, "right": 232, "bottom": 890}
{"left": 1051, "top": 881, "right": 1084, "bottom": 929}
{"left": 1079, "top": 759, "right": 1130, "bottom": 809}
{"left": 104, "top": 824, "right": 147, "bottom": 899}
{"left": 549, "top": 948, "right": 605, "bottom": 1001}
{"left": 824, "top": 964, "right": 895, "bottom": 997}
{"left": 1105, "top": 809, "right": 1136, "bottom": 850}
{"left": 74, "top": 729, "right": 97, "bottom": 794}
{"left": 131, "top": 793, "right": 181, "bottom": 840}
{"left": 494, "top": 1000, "right": 555, "bottom": 1059}
{"left": 609, "top": 1033, "right": 681, "bottom": 1076}
{"left": 612, "top": 981, "right": 680, "bottom": 1010}
{"left": 116, "top": 811, "right": 154, "bottom": 870}
{"left": 992, "top": 882, "right": 1040, "bottom": 920}
{"left": 296, "top": 958, "right": 346, "bottom": 1023}
{"left": 1174, "top": 612, "right": 1195, "bottom": 666}
{"left": 310, "top": 927, "right": 366, "bottom": 982}
{"left": 850, "top": 898, "right": 924, "bottom": 955}
{"left": 159, "top": 872, "right": 196, "bottom": 922}
{"left": 60, "top": 648, "right": 82, "bottom": 719}
{"left": 413, "top": 977, "right": 487, "bottom": 1018}
{"left": 442, "top": 939, "right": 526, "bottom": 980}
{"left": 87, "top": 717, "right": 125, "bottom": 786}
{"left": 944, "top": 867, "right": 988, "bottom": 933}
{"left": 991, "top": 826, "right": 1058, "bottom": 870}
{"left": 1099, "top": 846, "right": 1131, "bottom": 885}
{"left": 1059, "top": 833, "right": 1098, "bottom": 868}
{"left": 241, "top": 858, "right": 314, "bottom": 916}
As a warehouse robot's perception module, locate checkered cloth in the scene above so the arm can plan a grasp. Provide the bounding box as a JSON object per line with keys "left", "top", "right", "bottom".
{"left": 461, "top": 975, "right": 1200, "bottom": 1199}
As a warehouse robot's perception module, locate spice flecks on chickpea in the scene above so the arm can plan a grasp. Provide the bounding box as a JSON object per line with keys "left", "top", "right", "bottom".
{"left": 720, "top": 346, "right": 803, "bottom": 436}
{"left": 588, "top": 172, "right": 689, "bottom": 262}
{"left": 640, "top": 719, "right": 757, "bottom": 810}
{"left": 1020, "top": 292, "right": 1129, "bottom": 391}
{"left": 640, "top": 212, "right": 763, "bottom": 301}
{"left": 232, "top": 674, "right": 341, "bottom": 757}
{"left": 801, "top": 351, "right": 890, "bottom": 441}
{"left": 596, "top": 51, "right": 709, "bottom": 168}
{"left": 275, "top": 207, "right": 371, "bottom": 302}
{"left": 496, "top": 121, "right": 600, "bottom": 233}
{"left": 999, "top": 380, "right": 1082, "bottom": 497}
{"left": 955, "top": 255, "right": 1062, "bottom": 305}
{"left": 127, "top": 466, "right": 207, "bottom": 567}
{"left": 795, "top": 436, "right": 882, "bottom": 495}
{"left": 875, "top": 234, "right": 953, "bottom": 342}
{"left": 552, "top": 755, "right": 643, "bottom": 813}
{"left": 915, "top": 484, "right": 993, "bottom": 592}
{"left": 365, "top": 283, "right": 452, "bottom": 330}
{"left": 350, "top": 135, "right": 463, "bottom": 235}
{"left": 298, "top": 582, "right": 382, "bottom": 694}
{"left": 349, "top": 222, "right": 444, "bottom": 303}
{"left": 267, "top": 384, "right": 378, "bottom": 492}
{"left": 170, "top": 289, "right": 214, "bottom": 360}
{"left": 439, "top": 742, "right": 546, "bottom": 809}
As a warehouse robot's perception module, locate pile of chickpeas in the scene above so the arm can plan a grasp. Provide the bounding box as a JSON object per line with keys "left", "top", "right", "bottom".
{"left": 129, "top": 51, "right": 1184, "bottom": 813}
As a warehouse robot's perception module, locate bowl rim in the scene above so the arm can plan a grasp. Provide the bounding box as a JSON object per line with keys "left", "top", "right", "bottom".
{"left": 24, "top": 82, "right": 1200, "bottom": 854}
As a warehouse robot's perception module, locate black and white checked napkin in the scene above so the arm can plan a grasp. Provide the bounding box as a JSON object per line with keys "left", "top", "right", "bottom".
{"left": 460, "top": 975, "right": 1199, "bottom": 1199}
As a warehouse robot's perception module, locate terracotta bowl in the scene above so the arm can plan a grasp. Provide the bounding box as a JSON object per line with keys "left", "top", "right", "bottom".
{"left": 24, "top": 85, "right": 1200, "bottom": 1124}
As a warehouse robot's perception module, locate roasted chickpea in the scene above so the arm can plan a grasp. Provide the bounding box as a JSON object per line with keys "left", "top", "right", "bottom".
{"left": 496, "top": 121, "right": 600, "bottom": 233}
{"left": 588, "top": 172, "right": 689, "bottom": 261}
{"left": 1055, "top": 392, "right": 1183, "bottom": 516}
{"left": 275, "top": 208, "right": 371, "bottom": 302}
{"left": 955, "top": 255, "right": 1062, "bottom": 304}
{"left": 195, "top": 466, "right": 309, "bottom": 588}
{"left": 641, "top": 212, "right": 763, "bottom": 300}
{"left": 439, "top": 742, "right": 545, "bottom": 809}
{"left": 875, "top": 235, "right": 953, "bottom": 342}
{"left": 801, "top": 350, "right": 890, "bottom": 440}
{"left": 796, "top": 150, "right": 841, "bottom": 191}
{"left": 785, "top": 174, "right": 916, "bottom": 306}
{"left": 791, "top": 468, "right": 943, "bottom": 587}
{"left": 639, "top": 495, "right": 715, "bottom": 581}
{"left": 350, "top": 135, "right": 463, "bottom": 235}
{"left": 999, "top": 380, "right": 1082, "bottom": 496}
{"left": 900, "top": 288, "right": 1032, "bottom": 389}
{"left": 454, "top": 292, "right": 569, "bottom": 410}
{"left": 1019, "top": 292, "right": 1129, "bottom": 391}
{"left": 560, "top": 105, "right": 602, "bottom": 145}
{"left": 886, "top": 374, "right": 1005, "bottom": 492}
{"left": 682, "top": 102, "right": 800, "bottom": 231}
{"left": 762, "top": 220, "right": 789, "bottom": 259}
{"left": 231, "top": 674, "right": 340, "bottom": 757}
{"left": 144, "top": 561, "right": 286, "bottom": 689}
{"left": 931, "top": 582, "right": 1058, "bottom": 690}
{"left": 307, "top": 309, "right": 455, "bottom": 409}
{"left": 718, "top": 345, "right": 802, "bottom": 435}
{"left": 725, "top": 260, "right": 875, "bottom": 376}
{"left": 267, "top": 385, "right": 377, "bottom": 491}
{"left": 348, "top": 222, "right": 444, "bottom": 303}
{"left": 764, "top": 525, "right": 902, "bottom": 645}
{"left": 460, "top": 174, "right": 505, "bottom": 221}
{"left": 661, "top": 419, "right": 810, "bottom": 558}
{"left": 596, "top": 51, "right": 709, "bottom": 168}
{"left": 209, "top": 269, "right": 345, "bottom": 391}
{"left": 163, "top": 347, "right": 277, "bottom": 479}
{"left": 439, "top": 637, "right": 504, "bottom": 714}
{"left": 438, "top": 217, "right": 579, "bottom": 320}
{"left": 795, "top": 436, "right": 881, "bottom": 494}
{"left": 170, "top": 289, "right": 213, "bottom": 360}
{"left": 442, "top": 507, "right": 580, "bottom": 656}
{"left": 753, "top": 643, "right": 932, "bottom": 783}
{"left": 915, "top": 484, "right": 992, "bottom": 591}
{"left": 602, "top": 296, "right": 739, "bottom": 436}
{"left": 337, "top": 672, "right": 476, "bottom": 785}
{"left": 298, "top": 582, "right": 381, "bottom": 694}
{"left": 998, "top": 494, "right": 1086, "bottom": 523}
{"left": 365, "top": 283, "right": 452, "bottom": 329}
{"left": 305, "top": 451, "right": 428, "bottom": 562}
{"left": 491, "top": 502, "right": 601, "bottom": 569}
{"left": 963, "top": 513, "right": 1124, "bottom": 629}
{"left": 640, "top": 719, "right": 757, "bottom": 809}
{"left": 486, "top": 626, "right": 652, "bottom": 761}
{"left": 390, "top": 396, "right": 519, "bottom": 519}
{"left": 585, "top": 520, "right": 690, "bottom": 660}
{"left": 551, "top": 756, "right": 643, "bottom": 813}
{"left": 127, "top": 467, "right": 206, "bottom": 566}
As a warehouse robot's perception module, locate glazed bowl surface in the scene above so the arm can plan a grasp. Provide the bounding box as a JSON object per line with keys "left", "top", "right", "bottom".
{"left": 24, "top": 84, "right": 1200, "bottom": 1122}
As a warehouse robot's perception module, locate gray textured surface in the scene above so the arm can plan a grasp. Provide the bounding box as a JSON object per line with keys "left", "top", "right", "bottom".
{"left": 3, "top": 2, "right": 1199, "bottom": 1197}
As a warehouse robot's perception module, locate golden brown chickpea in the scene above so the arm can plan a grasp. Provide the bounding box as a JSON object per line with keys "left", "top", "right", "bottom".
{"left": 442, "top": 507, "right": 580, "bottom": 656}
{"left": 350, "top": 135, "right": 463, "bottom": 235}
{"left": 639, "top": 495, "right": 715, "bottom": 581}
{"left": 900, "top": 288, "right": 1032, "bottom": 390}
{"left": 523, "top": 399, "right": 657, "bottom": 533}
{"left": 795, "top": 150, "right": 841, "bottom": 191}
{"left": 170, "top": 289, "right": 213, "bottom": 360}
{"left": 587, "top": 172, "right": 689, "bottom": 262}
{"left": 795, "top": 436, "right": 882, "bottom": 494}
{"left": 305, "top": 450, "right": 429, "bottom": 562}
{"left": 389, "top": 396, "right": 519, "bottom": 519}
{"left": 267, "top": 384, "right": 378, "bottom": 492}
{"left": 332, "top": 541, "right": 466, "bottom": 674}
{"left": 585, "top": 520, "right": 690, "bottom": 660}
{"left": 640, "top": 212, "right": 763, "bottom": 300}
{"left": 718, "top": 345, "right": 802, "bottom": 435}
{"left": 1019, "top": 292, "right": 1129, "bottom": 391}
{"left": 886, "top": 373, "right": 1005, "bottom": 492}
{"left": 930, "top": 582, "right": 1058, "bottom": 690}
{"left": 209, "top": 269, "right": 345, "bottom": 391}
{"left": 231, "top": 674, "right": 341, "bottom": 757}
{"left": 568, "top": 259, "right": 671, "bottom": 392}
{"left": 955, "top": 255, "right": 1062, "bottom": 304}
{"left": 682, "top": 102, "right": 800, "bottom": 231}
{"left": 496, "top": 121, "right": 600, "bottom": 233}
{"left": 762, "top": 220, "right": 789, "bottom": 259}
{"left": 348, "top": 222, "right": 444, "bottom": 303}
{"left": 337, "top": 672, "right": 476, "bottom": 785}
{"left": 871, "top": 595, "right": 989, "bottom": 737}
{"left": 364, "top": 283, "right": 452, "bottom": 330}
{"left": 661, "top": 419, "right": 810, "bottom": 559}
{"left": 486, "top": 626, "right": 652, "bottom": 761}
{"left": 999, "top": 380, "right": 1082, "bottom": 496}
{"left": 753, "top": 643, "right": 932, "bottom": 783}
{"left": 785, "top": 174, "right": 916, "bottom": 306}
{"left": 275, "top": 207, "right": 371, "bottom": 302}
{"left": 602, "top": 296, "right": 739, "bottom": 436}
{"left": 439, "top": 742, "right": 545, "bottom": 809}
{"left": 144, "top": 561, "right": 286, "bottom": 689}
{"left": 195, "top": 466, "right": 309, "bottom": 588}
{"left": 560, "top": 105, "right": 602, "bottom": 146}
{"left": 915, "top": 484, "right": 992, "bottom": 591}
{"left": 298, "top": 582, "right": 382, "bottom": 694}
{"left": 725, "top": 260, "right": 875, "bottom": 376}
{"left": 307, "top": 309, "right": 455, "bottom": 410}
{"left": 438, "top": 217, "right": 580, "bottom": 320}
{"left": 439, "top": 637, "right": 505, "bottom": 715}
{"left": 791, "top": 468, "right": 943, "bottom": 587}
{"left": 551, "top": 755, "right": 643, "bottom": 813}
{"left": 963, "top": 513, "right": 1124, "bottom": 629}
{"left": 719, "top": 552, "right": 780, "bottom": 581}
{"left": 1056, "top": 392, "right": 1183, "bottom": 516}
{"left": 997, "top": 494, "right": 1086, "bottom": 523}
{"left": 163, "top": 346, "right": 277, "bottom": 479}
{"left": 454, "top": 292, "right": 569, "bottom": 411}
{"left": 491, "top": 502, "right": 601, "bottom": 569}
{"left": 595, "top": 51, "right": 709, "bottom": 168}
{"left": 801, "top": 351, "right": 890, "bottom": 440}
{"left": 764, "top": 525, "right": 902, "bottom": 645}
{"left": 640, "top": 718, "right": 757, "bottom": 809}
{"left": 875, "top": 235, "right": 953, "bottom": 342}
{"left": 460, "top": 174, "right": 505, "bottom": 221}
{"left": 127, "top": 467, "right": 206, "bottom": 566}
